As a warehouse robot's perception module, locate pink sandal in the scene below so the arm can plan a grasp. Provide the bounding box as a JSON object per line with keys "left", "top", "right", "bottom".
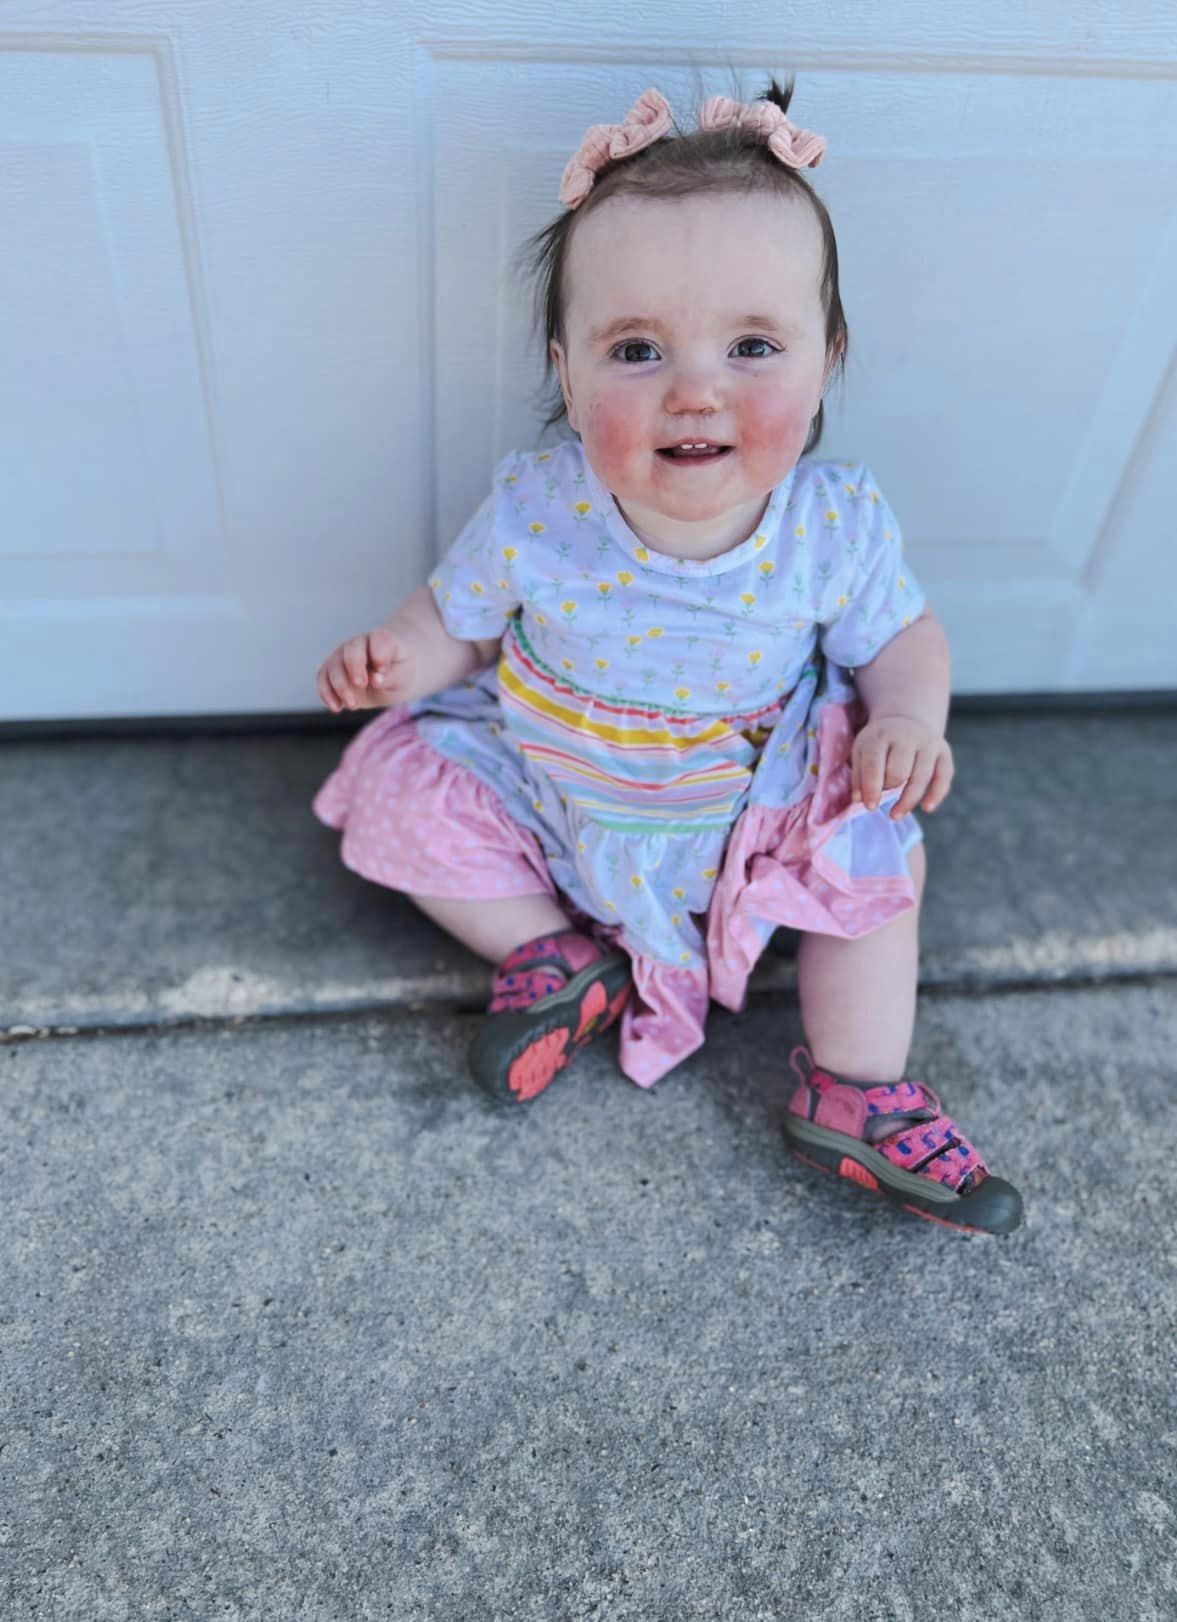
{"left": 468, "top": 930, "right": 632, "bottom": 1103}
{"left": 782, "top": 1046, "right": 1023, "bottom": 1235}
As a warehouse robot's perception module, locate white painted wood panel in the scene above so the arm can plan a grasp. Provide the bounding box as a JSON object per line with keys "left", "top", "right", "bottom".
{"left": 2, "top": 3, "right": 1175, "bottom": 718}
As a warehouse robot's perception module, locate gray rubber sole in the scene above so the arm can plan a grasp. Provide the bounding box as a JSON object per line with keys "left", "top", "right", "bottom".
{"left": 783, "top": 1114, "right": 1024, "bottom": 1235}
{"left": 468, "top": 952, "right": 631, "bottom": 1104}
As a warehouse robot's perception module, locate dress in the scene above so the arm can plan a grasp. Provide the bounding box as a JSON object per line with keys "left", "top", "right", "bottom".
{"left": 313, "top": 440, "right": 928, "bottom": 1087}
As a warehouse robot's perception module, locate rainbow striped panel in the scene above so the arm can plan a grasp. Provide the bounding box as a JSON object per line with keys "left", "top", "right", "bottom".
{"left": 497, "top": 618, "right": 789, "bottom": 832}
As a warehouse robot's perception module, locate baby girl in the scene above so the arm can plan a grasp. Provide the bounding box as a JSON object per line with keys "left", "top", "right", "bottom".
{"left": 313, "top": 79, "right": 1023, "bottom": 1238}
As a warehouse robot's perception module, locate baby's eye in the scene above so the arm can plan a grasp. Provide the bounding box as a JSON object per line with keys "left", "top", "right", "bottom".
{"left": 609, "top": 336, "right": 781, "bottom": 363}
{"left": 612, "top": 340, "right": 659, "bottom": 364}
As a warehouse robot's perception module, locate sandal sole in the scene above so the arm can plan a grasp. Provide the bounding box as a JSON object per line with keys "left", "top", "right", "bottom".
{"left": 469, "top": 953, "right": 632, "bottom": 1104}
{"left": 783, "top": 1118, "right": 1023, "bottom": 1236}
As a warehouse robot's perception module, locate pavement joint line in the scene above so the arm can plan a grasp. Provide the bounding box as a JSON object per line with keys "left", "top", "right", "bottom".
{"left": 8, "top": 924, "right": 1176, "bottom": 1035}
{"left": 2, "top": 962, "right": 1173, "bottom": 1046}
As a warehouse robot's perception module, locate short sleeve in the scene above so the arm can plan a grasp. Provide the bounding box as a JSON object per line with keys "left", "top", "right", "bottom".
{"left": 427, "top": 453, "right": 523, "bottom": 641}
{"left": 817, "top": 465, "right": 927, "bottom": 668}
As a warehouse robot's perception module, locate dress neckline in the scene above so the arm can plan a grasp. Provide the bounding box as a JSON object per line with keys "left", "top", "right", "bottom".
{"left": 578, "top": 451, "right": 797, "bottom": 577}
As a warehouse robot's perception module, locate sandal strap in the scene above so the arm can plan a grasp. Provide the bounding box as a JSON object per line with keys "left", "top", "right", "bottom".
{"left": 489, "top": 930, "right": 604, "bottom": 1013}
{"left": 786, "top": 1047, "right": 988, "bottom": 1196}
{"left": 873, "top": 1115, "right": 988, "bottom": 1193}
{"left": 859, "top": 1078, "right": 937, "bottom": 1122}
{"left": 790, "top": 1050, "right": 937, "bottom": 1119}
{"left": 489, "top": 965, "right": 568, "bottom": 1012}
{"left": 806, "top": 1070, "right": 941, "bottom": 1127}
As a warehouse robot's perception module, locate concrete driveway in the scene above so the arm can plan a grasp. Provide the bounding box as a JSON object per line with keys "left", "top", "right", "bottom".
{"left": 2, "top": 711, "right": 1175, "bottom": 1619}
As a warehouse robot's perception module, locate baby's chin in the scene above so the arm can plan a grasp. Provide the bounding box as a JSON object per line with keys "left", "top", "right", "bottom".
{"left": 614, "top": 482, "right": 777, "bottom": 556}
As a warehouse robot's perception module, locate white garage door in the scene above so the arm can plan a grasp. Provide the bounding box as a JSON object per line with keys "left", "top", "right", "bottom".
{"left": 2, "top": 3, "right": 1176, "bottom": 721}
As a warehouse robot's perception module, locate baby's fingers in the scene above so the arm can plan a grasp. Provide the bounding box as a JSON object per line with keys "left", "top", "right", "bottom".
{"left": 919, "top": 746, "right": 955, "bottom": 812}
{"left": 342, "top": 635, "right": 373, "bottom": 690}
{"left": 889, "top": 749, "right": 936, "bottom": 820}
{"left": 324, "top": 655, "right": 358, "bottom": 709}
{"left": 881, "top": 743, "right": 916, "bottom": 793}
{"left": 367, "top": 626, "right": 408, "bottom": 687}
{"left": 860, "top": 740, "right": 915, "bottom": 811}
{"left": 851, "top": 734, "right": 887, "bottom": 809}
{"left": 322, "top": 647, "right": 367, "bottom": 709}
{"left": 316, "top": 666, "right": 343, "bottom": 713}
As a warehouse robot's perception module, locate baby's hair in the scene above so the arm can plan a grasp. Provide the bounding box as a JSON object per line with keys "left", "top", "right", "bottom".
{"left": 515, "top": 71, "right": 848, "bottom": 457}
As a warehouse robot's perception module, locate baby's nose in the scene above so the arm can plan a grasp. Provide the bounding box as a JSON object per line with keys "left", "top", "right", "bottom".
{"left": 662, "top": 367, "right": 723, "bottom": 414}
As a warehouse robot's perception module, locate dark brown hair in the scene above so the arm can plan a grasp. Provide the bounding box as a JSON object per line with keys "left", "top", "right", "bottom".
{"left": 514, "top": 73, "right": 848, "bottom": 458}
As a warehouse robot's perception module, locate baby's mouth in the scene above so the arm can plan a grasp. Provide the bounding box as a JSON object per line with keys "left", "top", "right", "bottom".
{"left": 657, "top": 442, "right": 733, "bottom": 460}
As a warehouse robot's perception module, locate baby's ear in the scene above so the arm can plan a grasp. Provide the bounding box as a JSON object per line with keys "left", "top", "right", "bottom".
{"left": 550, "top": 339, "right": 578, "bottom": 427}
{"left": 824, "top": 332, "right": 846, "bottom": 381}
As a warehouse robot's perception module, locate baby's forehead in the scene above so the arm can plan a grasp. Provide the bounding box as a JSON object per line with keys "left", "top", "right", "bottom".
{"left": 565, "top": 191, "right": 825, "bottom": 325}
{"left": 574, "top": 188, "right": 822, "bottom": 253}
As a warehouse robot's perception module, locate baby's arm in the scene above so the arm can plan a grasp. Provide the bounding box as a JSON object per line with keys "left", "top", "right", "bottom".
{"left": 316, "top": 585, "right": 502, "bottom": 713}
{"left": 848, "top": 607, "right": 954, "bottom": 819}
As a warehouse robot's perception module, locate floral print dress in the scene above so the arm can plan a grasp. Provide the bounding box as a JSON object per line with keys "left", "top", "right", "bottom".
{"left": 314, "top": 440, "right": 927, "bottom": 1086}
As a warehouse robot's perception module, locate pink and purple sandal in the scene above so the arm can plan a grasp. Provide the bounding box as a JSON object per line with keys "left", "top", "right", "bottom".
{"left": 468, "top": 929, "right": 632, "bottom": 1104}
{"left": 782, "top": 1046, "right": 1023, "bottom": 1235}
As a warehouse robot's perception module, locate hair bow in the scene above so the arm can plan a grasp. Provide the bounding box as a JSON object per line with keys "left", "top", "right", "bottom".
{"left": 698, "top": 94, "right": 826, "bottom": 169}
{"left": 558, "top": 87, "right": 675, "bottom": 209}
{"left": 558, "top": 86, "right": 826, "bottom": 209}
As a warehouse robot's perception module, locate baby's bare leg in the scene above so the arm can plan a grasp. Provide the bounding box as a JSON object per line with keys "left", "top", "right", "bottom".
{"left": 795, "top": 842, "right": 927, "bottom": 1082}
{"left": 407, "top": 891, "right": 574, "bottom": 965}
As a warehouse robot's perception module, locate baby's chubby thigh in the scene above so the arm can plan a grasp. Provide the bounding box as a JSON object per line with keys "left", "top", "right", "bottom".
{"left": 905, "top": 831, "right": 927, "bottom": 900}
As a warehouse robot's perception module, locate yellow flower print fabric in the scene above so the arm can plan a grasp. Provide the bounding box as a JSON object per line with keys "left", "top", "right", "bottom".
{"left": 427, "top": 443, "right": 924, "bottom": 710}
{"left": 415, "top": 443, "right": 926, "bottom": 972}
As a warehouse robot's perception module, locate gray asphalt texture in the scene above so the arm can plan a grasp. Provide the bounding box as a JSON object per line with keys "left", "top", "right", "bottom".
{"left": 2, "top": 713, "right": 1176, "bottom": 1620}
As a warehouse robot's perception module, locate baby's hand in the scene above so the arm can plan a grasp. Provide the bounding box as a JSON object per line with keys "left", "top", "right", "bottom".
{"left": 316, "top": 625, "right": 415, "bottom": 713}
{"left": 850, "top": 713, "right": 954, "bottom": 820}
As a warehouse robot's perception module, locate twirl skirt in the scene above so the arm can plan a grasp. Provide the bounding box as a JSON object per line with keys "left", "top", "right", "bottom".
{"left": 313, "top": 664, "right": 922, "bottom": 1088}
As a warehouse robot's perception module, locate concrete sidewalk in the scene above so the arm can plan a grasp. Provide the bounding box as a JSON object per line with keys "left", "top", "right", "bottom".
{"left": 2, "top": 711, "right": 1176, "bottom": 1619}
{"left": 4, "top": 710, "right": 1177, "bottom": 1036}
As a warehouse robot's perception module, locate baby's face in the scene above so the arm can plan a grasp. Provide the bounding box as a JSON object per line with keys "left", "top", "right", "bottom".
{"left": 550, "top": 190, "right": 837, "bottom": 555}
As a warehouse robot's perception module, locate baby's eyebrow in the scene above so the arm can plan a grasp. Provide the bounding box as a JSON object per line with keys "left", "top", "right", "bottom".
{"left": 588, "top": 313, "right": 800, "bottom": 345}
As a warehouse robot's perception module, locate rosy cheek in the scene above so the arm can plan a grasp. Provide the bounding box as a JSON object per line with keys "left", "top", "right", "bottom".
{"left": 581, "top": 396, "right": 644, "bottom": 472}
{"left": 736, "top": 394, "right": 811, "bottom": 461}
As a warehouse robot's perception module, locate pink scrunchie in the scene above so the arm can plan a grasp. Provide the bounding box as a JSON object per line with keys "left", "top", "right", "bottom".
{"left": 559, "top": 87, "right": 674, "bottom": 209}
{"left": 698, "top": 94, "right": 826, "bottom": 169}
{"left": 558, "top": 86, "right": 826, "bottom": 209}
